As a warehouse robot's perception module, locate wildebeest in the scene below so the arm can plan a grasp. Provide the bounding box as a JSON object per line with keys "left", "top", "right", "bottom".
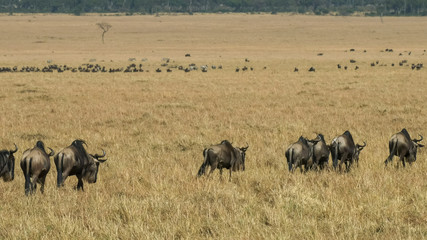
{"left": 384, "top": 128, "right": 424, "bottom": 167}
{"left": 20, "top": 141, "right": 54, "bottom": 195}
{"left": 0, "top": 144, "right": 18, "bottom": 182}
{"left": 308, "top": 134, "right": 330, "bottom": 170}
{"left": 330, "top": 131, "right": 366, "bottom": 172}
{"left": 54, "top": 140, "right": 107, "bottom": 190}
{"left": 286, "top": 136, "right": 318, "bottom": 172}
{"left": 197, "top": 140, "right": 249, "bottom": 180}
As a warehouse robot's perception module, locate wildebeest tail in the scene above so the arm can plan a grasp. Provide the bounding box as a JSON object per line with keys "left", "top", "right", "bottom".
{"left": 288, "top": 148, "right": 293, "bottom": 172}
{"left": 197, "top": 148, "right": 209, "bottom": 177}
{"left": 332, "top": 141, "right": 339, "bottom": 169}
{"left": 56, "top": 153, "right": 64, "bottom": 187}
{"left": 24, "top": 158, "right": 32, "bottom": 195}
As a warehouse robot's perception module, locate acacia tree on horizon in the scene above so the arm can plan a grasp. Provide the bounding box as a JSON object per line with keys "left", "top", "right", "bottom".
{"left": 96, "top": 22, "right": 112, "bottom": 44}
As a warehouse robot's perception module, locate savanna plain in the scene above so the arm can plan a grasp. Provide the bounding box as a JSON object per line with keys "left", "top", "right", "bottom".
{"left": 0, "top": 14, "right": 426, "bottom": 239}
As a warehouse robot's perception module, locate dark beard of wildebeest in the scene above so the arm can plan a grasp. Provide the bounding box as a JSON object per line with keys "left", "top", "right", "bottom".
{"left": 286, "top": 136, "right": 319, "bottom": 173}
{"left": 197, "top": 140, "right": 249, "bottom": 181}
{"left": 20, "top": 141, "right": 54, "bottom": 195}
{"left": 54, "top": 139, "right": 107, "bottom": 191}
{"left": 307, "top": 134, "right": 330, "bottom": 170}
{"left": 0, "top": 144, "right": 18, "bottom": 182}
{"left": 330, "top": 130, "right": 366, "bottom": 172}
{"left": 385, "top": 128, "right": 424, "bottom": 168}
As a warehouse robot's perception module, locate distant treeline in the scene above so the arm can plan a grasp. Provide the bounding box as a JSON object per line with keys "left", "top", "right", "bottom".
{"left": 1, "top": 0, "right": 426, "bottom": 16}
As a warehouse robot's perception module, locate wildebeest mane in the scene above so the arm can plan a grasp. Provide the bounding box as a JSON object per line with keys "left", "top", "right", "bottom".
{"left": 35, "top": 140, "right": 46, "bottom": 152}
{"left": 343, "top": 130, "right": 354, "bottom": 144}
{"left": 220, "top": 140, "right": 238, "bottom": 159}
{"left": 318, "top": 134, "right": 325, "bottom": 142}
{"left": 0, "top": 150, "right": 11, "bottom": 170}
{"left": 0, "top": 150, "right": 9, "bottom": 156}
{"left": 71, "top": 139, "right": 89, "bottom": 162}
{"left": 298, "top": 136, "right": 308, "bottom": 145}
{"left": 400, "top": 128, "right": 411, "bottom": 140}
{"left": 0, "top": 151, "right": 8, "bottom": 164}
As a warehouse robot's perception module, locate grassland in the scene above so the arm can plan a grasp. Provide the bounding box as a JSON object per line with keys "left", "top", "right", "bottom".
{"left": 0, "top": 13, "right": 426, "bottom": 239}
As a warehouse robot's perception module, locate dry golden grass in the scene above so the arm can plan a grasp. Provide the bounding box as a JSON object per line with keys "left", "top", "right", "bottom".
{"left": 0, "top": 13, "right": 426, "bottom": 239}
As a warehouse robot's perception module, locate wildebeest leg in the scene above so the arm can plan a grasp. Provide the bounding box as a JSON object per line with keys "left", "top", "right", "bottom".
{"left": 339, "top": 152, "right": 348, "bottom": 172}
{"left": 76, "top": 175, "right": 84, "bottom": 191}
{"left": 208, "top": 162, "right": 217, "bottom": 177}
{"left": 400, "top": 155, "right": 406, "bottom": 168}
{"left": 294, "top": 158, "right": 301, "bottom": 173}
{"left": 385, "top": 140, "right": 398, "bottom": 166}
{"left": 304, "top": 162, "right": 310, "bottom": 173}
{"left": 229, "top": 156, "right": 237, "bottom": 181}
{"left": 313, "top": 157, "right": 320, "bottom": 171}
{"left": 397, "top": 153, "right": 406, "bottom": 168}
{"left": 60, "top": 169, "right": 71, "bottom": 187}
{"left": 39, "top": 177, "right": 46, "bottom": 194}
{"left": 298, "top": 159, "right": 304, "bottom": 173}
{"left": 320, "top": 157, "right": 327, "bottom": 170}
{"left": 347, "top": 155, "right": 355, "bottom": 172}
{"left": 346, "top": 159, "right": 352, "bottom": 172}
{"left": 24, "top": 173, "right": 32, "bottom": 196}
{"left": 219, "top": 168, "right": 224, "bottom": 181}
{"left": 32, "top": 175, "right": 39, "bottom": 194}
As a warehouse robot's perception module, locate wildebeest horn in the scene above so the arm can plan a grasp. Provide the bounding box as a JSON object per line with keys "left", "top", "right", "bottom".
{"left": 97, "top": 158, "right": 107, "bottom": 163}
{"left": 413, "top": 135, "right": 423, "bottom": 142}
{"left": 94, "top": 149, "right": 106, "bottom": 159}
{"left": 10, "top": 144, "right": 18, "bottom": 154}
{"left": 47, "top": 147, "right": 55, "bottom": 157}
{"left": 358, "top": 141, "right": 367, "bottom": 149}
{"left": 309, "top": 135, "right": 321, "bottom": 143}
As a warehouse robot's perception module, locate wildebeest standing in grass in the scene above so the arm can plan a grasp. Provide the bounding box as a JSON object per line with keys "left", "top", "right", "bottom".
{"left": 0, "top": 144, "right": 18, "bottom": 182}
{"left": 20, "top": 141, "right": 54, "bottom": 195}
{"left": 308, "top": 134, "right": 330, "bottom": 170}
{"left": 197, "top": 140, "right": 249, "bottom": 180}
{"left": 54, "top": 139, "right": 107, "bottom": 191}
{"left": 385, "top": 128, "right": 424, "bottom": 168}
{"left": 330, "top": 130, "right": 366, "bottom": 172}
{"left": 286, "top": 136, "right": 318, "bottom": 173}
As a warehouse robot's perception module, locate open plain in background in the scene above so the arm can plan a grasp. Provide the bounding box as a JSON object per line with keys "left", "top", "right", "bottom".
{"left": 0, "top": 14, "right": 426, "bottom": 239}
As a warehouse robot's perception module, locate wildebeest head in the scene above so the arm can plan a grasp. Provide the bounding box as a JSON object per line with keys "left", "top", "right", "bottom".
{"left": 407, "top": 135, "right": 424, "bottom": 162}
{"left": 353, "top": 141, "right": 367, "bottom": 163}
{"left": 238, "top": 144, "right": 249, "bottom": 171}
{"left": 1, "top": 144, "right": 18, "bottom": 182}
{"left": 85, "top": 149, "right": 107, "bottom": 183}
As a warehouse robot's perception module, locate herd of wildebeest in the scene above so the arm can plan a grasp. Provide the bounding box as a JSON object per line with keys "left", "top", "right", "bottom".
{"left": 0, "top": 48, "right": 424, "bottom": 74}
{"left": 0, "top": 128, "right": 423, "bottom": 195}
{"left": 197, "top": 129, "right": 423, "bottom": 180}
{"left": 0, "top": 139, "right": 107, "bottom": 195}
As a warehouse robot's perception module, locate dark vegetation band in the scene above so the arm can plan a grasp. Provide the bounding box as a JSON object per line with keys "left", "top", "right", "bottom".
{"left": 1, "top": 0, "right": 427, "bottom": 16}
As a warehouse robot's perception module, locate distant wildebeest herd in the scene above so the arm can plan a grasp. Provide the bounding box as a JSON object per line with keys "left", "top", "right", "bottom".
{"left": 0, "top": 139, "right": 107, "bottom": 195}
{"left": 197, "top": 129, "right": 423, "bottom": 180}
{"left": 0, "top": 129, "right": 423, "bottom": 194}
{"left": 0, "top": 48, "right": 424, "bottom": 74}
{"left": 0, "top": 62, "right": 225, "bottom": 73}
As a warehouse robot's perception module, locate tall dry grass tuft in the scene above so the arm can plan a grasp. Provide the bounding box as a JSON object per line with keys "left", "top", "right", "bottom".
{"left": 0, "top": 14, "right": 426, "bottom": 239}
